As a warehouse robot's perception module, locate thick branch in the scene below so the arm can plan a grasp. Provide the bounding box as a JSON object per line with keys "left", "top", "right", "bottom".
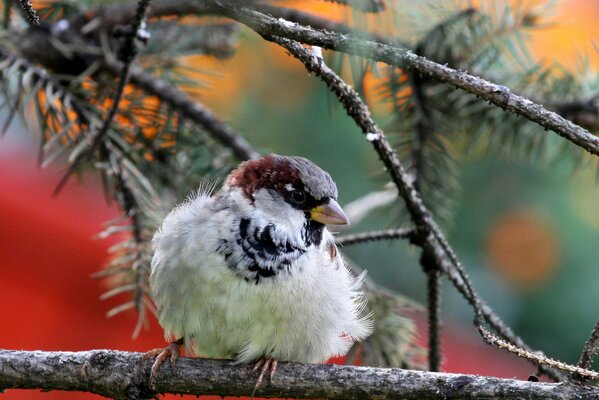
{"left": 0, "top": 349, "right": 596, "bottom": 400}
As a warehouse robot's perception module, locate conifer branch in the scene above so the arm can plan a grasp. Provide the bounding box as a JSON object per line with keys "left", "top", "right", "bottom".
{"left": 253, "top": 4, "right": 389, "bottom": 42}
{"left": 72, "top": 0, "right": 598, "bottom": 156}
{"left": 577, "top": 320, "right": 599, "bottom": 373}
{"left": 55, "top": 0, "right": 153, "bottom": 194}
{"left": 266, "top": 35, "right": 572, "bottom": 381}
{"left": 213, "top": 2, "right": 599, "bottom": 158}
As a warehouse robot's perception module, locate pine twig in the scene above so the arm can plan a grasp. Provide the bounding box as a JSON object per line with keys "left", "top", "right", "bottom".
{"left": 17, "top": 0, "right": 38, "bottom": 25}
{"left": 481, "top": 327, "right": 599, "bottom": 380}
{"left": 336, "top": 228, "right": 415, "bottom": 246}
{"left": 253, "top": 4, "right": 385, "bottom": 40}
{"left": 55, "top": 0, "right": 152, "bottom": 194}
{"left": 577, "top": 320, "right": 599, "bottom": 372}
{"left": 104, "top": 140, "right": 149, "bottom": 338}
{"left": 422, "top": 250, "right": 442, "bottom": 372}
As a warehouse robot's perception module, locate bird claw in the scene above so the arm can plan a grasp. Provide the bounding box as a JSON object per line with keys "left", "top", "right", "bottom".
{"left": 251, "top": 357, "right": 278, "bottom": 397}
{"left": 144, "top": 338, "right": 183, "bottom": 386}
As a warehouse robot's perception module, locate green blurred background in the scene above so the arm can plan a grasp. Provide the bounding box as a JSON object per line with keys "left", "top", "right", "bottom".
{"left": 190, "top": 14, "right": 599, "bottom": 363}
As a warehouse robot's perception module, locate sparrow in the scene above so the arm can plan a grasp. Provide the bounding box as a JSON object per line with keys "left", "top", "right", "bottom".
{"left": 146, "top": 154, "right": 373, "bottom": 388}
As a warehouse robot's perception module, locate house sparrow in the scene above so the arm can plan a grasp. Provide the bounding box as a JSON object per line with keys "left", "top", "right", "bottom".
{"left": 147, "top": 154, "right": 372, "bottom": 388}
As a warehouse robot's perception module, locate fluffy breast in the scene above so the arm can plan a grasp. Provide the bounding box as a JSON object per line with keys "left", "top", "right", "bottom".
{"left": 215, "top": 217, "right": 308, "bottom": 284}
{"left": 150, "top": 192, "right": 372, "bottom": 364}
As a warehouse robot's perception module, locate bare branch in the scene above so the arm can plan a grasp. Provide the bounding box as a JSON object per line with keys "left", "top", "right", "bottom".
{"left": 481, "top": 328, "right": 599, "bottom": 379}
{"left": 577, "top": 320, "right": 599, "bottom": 372}
{"left": 423, "top": 254, "right": 442, "bottom": 372}
{"left": 0, "top": 349, "right": 596, "bottom": 399}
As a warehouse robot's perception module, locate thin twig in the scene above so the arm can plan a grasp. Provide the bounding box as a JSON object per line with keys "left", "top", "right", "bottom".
{"left": 336, "top": 228, "right": 415, "bottom": 246}
{"left": 253, "top": 4, "right": 395, "bottom": 44}
{"left": 577, "top": 320, "right": 599, "bottom": 372}
{"left": 422, "top": 251, "right": 442, "bottom": 372}
{"left": 482, "top": 327, "right": 599, "bottom": 380}
{"left": 17, "top": 0, "right": 38, "bottom": 25}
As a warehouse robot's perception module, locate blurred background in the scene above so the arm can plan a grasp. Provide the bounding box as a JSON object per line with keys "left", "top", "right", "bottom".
{"left": 2, "top": 0, "right": 599, "bottom": 398}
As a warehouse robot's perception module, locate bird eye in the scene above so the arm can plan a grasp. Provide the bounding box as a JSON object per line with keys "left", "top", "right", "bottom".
{"left": 291, "top": 189, "right": 306, "bottom": 204}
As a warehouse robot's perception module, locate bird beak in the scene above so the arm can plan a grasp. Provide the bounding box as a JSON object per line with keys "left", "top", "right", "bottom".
{"left": 310, "top": 199, "right": 350, "bottom": 225}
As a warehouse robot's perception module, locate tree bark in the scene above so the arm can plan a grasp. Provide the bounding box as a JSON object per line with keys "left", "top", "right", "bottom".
{"left": 1, "top": 349, "right": 597, "bottom": 400}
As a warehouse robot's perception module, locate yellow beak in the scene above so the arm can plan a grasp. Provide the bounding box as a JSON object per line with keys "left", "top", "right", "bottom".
{"left": 310, "top": 199, "right": 350, "bottom": 225}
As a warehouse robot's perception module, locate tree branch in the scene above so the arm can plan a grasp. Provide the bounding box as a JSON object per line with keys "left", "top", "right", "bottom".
{"left": 16, "top": 0, "right": 38, "bottom": 25}
{"left": 0, "top": 349, "right": 596, "bottom": 400}
{"left": 73, "top": 0, "right": 599, "bottom": 158}
{"left": 212, "top": 2, "right": 599, "bottom": 158}
{"left": 22, "top": 0, "right": 599, "bottom": 160}
{"left": 55, "top": 0, "right": 153, "bottom": 194}
{"left": 577, "top": 320, "right": 599, "bottom": 372}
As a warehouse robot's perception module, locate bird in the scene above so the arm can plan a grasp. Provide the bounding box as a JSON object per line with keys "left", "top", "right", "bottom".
{"left": 146, "top": 154, "right": 373, "bottom": 389}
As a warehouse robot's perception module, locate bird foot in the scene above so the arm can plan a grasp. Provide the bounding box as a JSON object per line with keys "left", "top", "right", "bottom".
{"left": 251, "top": 357, "right": 278, "bottom": 397}
{"left": 143, "top": 337, "right": 183, "bottom": 386}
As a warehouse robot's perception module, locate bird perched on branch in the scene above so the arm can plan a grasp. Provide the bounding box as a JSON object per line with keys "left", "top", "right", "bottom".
{"left": 146, "top": 154, "right": 372, "bottom": 389}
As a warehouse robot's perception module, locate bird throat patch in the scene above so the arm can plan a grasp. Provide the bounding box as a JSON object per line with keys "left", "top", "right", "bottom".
{"left": 216, "top": 218, "right": 308, "bottom": 284}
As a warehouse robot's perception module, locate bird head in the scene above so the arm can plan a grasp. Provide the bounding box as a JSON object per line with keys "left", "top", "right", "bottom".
{"left": 223, "top": 154, "right": 349, "bottom": 246}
